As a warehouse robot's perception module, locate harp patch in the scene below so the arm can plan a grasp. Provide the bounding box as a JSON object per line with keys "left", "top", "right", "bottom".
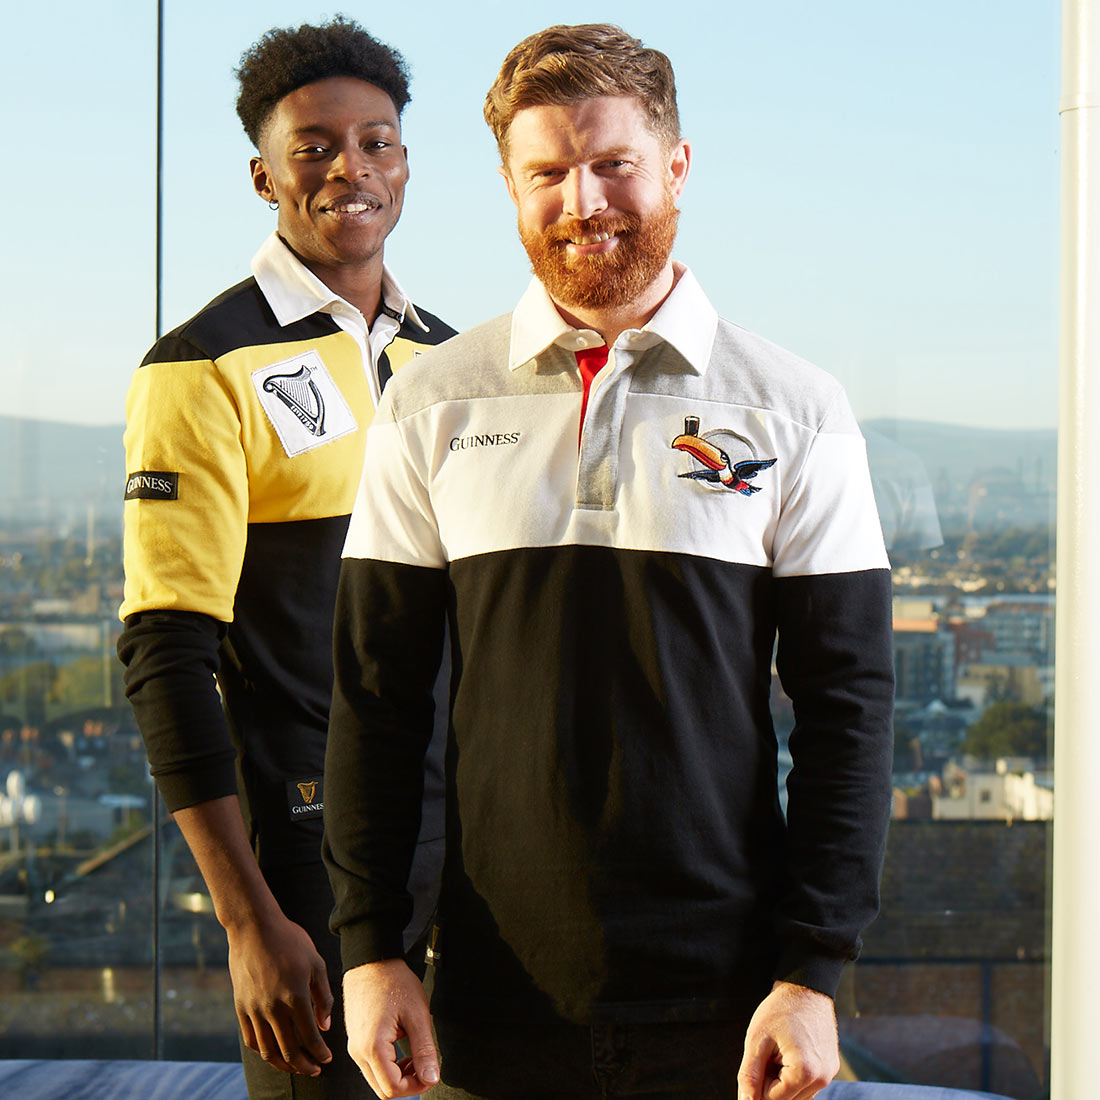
{"left": 252, "top": 350, "right": 357, "bottom": 457}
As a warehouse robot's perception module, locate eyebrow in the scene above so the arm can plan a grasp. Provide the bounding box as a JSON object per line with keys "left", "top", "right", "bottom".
{"left": 518, "top": 146, "right": 636, "bottom": 175}
{"left": 288, "top": 119, "right": 399, "bottom": 137}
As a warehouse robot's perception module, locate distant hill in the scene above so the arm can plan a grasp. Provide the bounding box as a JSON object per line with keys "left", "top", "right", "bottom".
{"left": 860, "top": 418, "right": 1056, "bottom": 534}
{"left": 0, "top": 414, "right": 1058, "bottom": 534}
{"left": 0, "top": 416, "right": 123, "bottom": 531}
{"left": 860, "top": 418, "right": 1056, "bottom": 493}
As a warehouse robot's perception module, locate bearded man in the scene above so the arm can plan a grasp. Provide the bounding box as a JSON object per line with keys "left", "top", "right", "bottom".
{"left": 323, "top": 23, "right": 895, "bottom": 1100}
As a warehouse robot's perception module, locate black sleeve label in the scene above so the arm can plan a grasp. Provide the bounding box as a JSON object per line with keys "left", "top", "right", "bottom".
{"left": 125, "top": 471, "right": 179, "bottom": 500}
{"left": 286, "top": 776, "right": 324, "bottom": 821}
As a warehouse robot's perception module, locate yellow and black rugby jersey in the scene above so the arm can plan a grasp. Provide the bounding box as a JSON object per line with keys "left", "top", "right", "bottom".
{"left": 325, "top": 272, "right": 894, "bottom": 1023}
{"left": 121, "top": 277, "right": 449, "bottom": 620}
{"left": 118, "top": 274, "right": 454, "bottom": 868}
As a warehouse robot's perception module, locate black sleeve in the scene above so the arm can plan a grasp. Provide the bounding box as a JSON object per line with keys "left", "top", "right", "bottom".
{"left": 117, "top": 609, "right": 238, "bottom": 811}
{"left": 322, "top": 557, "right": 448, "bottom": 970}
{"left": 772, "top": 567, "right": 895, "bottom": 997}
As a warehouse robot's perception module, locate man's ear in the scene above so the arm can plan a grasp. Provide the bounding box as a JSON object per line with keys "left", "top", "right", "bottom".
{"left": 251, "top": 156, "right": 274, "bottom": 202}
{"left": 667, "top": 138, "right": 692, "bottom": 203}
{"left": 499, "top": 164, "right": 520, "bottom": 208}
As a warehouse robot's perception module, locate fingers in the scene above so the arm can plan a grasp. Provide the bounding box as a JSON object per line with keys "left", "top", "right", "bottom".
{"left": 227, "top": 917, "right": 337, "bottom": 1077}
{"left": 738, "top": 981, "right": 840, "bottom": 1100}
{"left": 762, "top": 1059, "right": 836, "bottom": 1100}
{"left": 237, "top": 1012, "right": 260, "bottom": 1062}
{"left": 286, "top": 987, "right": 334, "bottom": 1069}
{"left": 313, "top": 957, "right": 335, "bottom": 1033}
{"left": 343, "top": 960, "right": 439, "bottom": 1098}
{"left": 363, "top": 1033, "right": 439, "bottom": 1098}
{"left": 403, "top": 1009, "right": 440, "bottom": 1089}
{"left": 273, "top": 944, "right": 334, "bottom": 1066}
{"left": 736, "top": 1037, "right": 771, "bottom": 1100}
{"left": 239, "top": 997, "right": 332, "bottom": 1077}
{"left": 250, "top": 1015, "right": 299, "bottom": 1076}
{"left": 738, "top": 1050, "right": 833, "bottom": 1100}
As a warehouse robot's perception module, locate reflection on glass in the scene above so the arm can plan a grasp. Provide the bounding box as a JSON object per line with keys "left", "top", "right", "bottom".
{"left": 0, "top": 528, "right": 158, "bottom": 1057}
{"left": 0, "top": 0, "right": 216, "bottom": 1063}
{"left": 840, "top": 419, "right": 1054, "bottom": 1097}
{"left": 862, "top": 425, "right": 944, "bottom": 554}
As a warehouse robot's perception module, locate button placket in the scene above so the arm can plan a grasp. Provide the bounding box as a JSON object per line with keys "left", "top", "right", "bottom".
{"left": 575, "top": 346, "right": 634, "bottom": 511}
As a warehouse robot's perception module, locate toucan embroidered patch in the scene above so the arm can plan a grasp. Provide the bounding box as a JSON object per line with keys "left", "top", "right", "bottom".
{"left": 671, "top": 415, "right": 777, "bottom": 495}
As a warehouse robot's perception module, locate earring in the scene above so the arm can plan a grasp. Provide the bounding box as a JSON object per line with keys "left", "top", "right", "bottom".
{"left": 268, "top": 200, "right": 279, "bottom": 211}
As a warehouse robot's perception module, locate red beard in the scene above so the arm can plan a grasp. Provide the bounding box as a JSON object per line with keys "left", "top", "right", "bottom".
{"left": 518, "top": 193, "right": 679, "bottom": 311}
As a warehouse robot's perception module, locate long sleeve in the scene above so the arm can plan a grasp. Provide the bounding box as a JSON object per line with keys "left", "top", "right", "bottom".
{"left": 323, "top": 400, "right": 449, "bottom": 969}
{"left": 117, "top": 330, "right": 250, "bottom": 810}
{"left": 770, "top": 386, "right": 894, "bottom": 996}
{"left": 773, "top": 569, "right": 894, "bottom": 995}
{"left": 117, "top": 609, "right": 238, "bottom": 810}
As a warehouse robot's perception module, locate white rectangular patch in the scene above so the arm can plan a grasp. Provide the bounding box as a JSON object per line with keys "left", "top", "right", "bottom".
{"left": 252, "top": 350, "right": 357, "bottom": 458}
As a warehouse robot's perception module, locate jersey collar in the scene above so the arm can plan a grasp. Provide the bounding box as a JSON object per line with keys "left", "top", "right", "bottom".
{"left": 507, "top": 262, "right": 718, "bottom": 374}
{"left": 250, "top": 232, "right": 427, "bottom": 333}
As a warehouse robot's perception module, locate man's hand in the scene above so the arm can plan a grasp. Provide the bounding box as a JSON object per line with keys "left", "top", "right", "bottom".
{"left": 171, "top": 798, "right": 334, "bottom": 1077}
{"left": 736, "top": 980, "right": 840, "bottom": 1100}
{"left": 344, "top": 959, "right": 439, "bottom": 1098}
{"left": 228, "top": 913, "right": 334, "bottom": 1076}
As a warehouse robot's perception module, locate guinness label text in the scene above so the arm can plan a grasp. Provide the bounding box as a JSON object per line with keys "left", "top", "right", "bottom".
{"left": 449, "top": 431, "right": 521, "bottom": 452}
{"left": 125, "top": 471, "right": 179, "bottom": 501}
{"left": 286, "top": 776, "right": 324, "bottom": 821}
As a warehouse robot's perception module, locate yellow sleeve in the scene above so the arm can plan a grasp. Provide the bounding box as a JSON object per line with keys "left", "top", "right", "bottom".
{"left": 120, "top": 354, "right": 248, "bottom": 624}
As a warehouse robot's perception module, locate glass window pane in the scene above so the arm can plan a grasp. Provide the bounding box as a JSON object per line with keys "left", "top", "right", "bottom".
{"left": 155, "top": 1, "right": 1061, "bottom": 1088}
{"left": 0, "top": 0, "right": 159, "bottom": 1058}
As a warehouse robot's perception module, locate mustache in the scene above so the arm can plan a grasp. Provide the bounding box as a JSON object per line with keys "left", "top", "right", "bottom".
{"left": 540, "top": 214, "right": 641, "bottom": 244}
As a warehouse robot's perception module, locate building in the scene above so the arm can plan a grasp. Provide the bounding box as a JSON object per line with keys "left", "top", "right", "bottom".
{"left": 894, "top": 621, "right": 956, "bottom": 704}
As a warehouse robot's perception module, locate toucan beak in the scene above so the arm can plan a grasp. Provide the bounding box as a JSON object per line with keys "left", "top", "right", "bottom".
{"left": 672, "top": 433, "right": 728, "bottom": 472}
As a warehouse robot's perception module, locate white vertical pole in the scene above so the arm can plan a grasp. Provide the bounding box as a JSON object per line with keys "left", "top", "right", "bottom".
{"left": 1054, "top": 2, "right": 1100, "bottom": 1097}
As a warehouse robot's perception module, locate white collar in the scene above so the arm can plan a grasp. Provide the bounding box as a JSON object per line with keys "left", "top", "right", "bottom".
{"left": 250, "top": 232, "right": 427, "bottom": 332}
{"left": 507, "top": 262, "right": 718, "bottom": 374}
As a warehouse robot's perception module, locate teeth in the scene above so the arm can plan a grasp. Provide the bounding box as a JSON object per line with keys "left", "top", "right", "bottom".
{"left": 331, "top": 201, "right": 374, "bottom": 213}
{"left": 572, "top": 231, "right": 612, "bottom": 245}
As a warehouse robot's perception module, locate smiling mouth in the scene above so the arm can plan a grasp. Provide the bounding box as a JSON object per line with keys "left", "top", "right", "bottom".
{"left": 569, "top": 230, "right": 614, "bottom": 245}
{"left": 321, "top": 195, "right": 382, "bottom": 215}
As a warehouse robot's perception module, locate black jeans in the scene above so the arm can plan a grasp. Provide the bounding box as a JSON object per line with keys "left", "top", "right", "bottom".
{"left": 431, "top": 1012, "right": 752, "bottom": 1100}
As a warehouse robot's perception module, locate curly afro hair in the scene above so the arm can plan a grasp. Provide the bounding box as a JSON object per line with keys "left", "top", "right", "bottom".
{"left": 235, "top": 15, "right": 411, "bottom": 148}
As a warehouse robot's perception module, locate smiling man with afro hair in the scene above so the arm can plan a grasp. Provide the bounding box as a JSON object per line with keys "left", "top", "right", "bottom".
{"left": 117, "top": 13, "right": 452, "bottom": 1100}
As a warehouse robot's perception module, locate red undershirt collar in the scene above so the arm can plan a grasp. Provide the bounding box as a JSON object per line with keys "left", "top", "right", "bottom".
{"left": 575, "top": 345, "right": 610, "bottom": 444}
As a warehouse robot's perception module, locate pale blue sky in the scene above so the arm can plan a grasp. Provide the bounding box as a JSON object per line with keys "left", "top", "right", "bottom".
{"left": 1, "top": 1, "right": 1059, "bottom": 428}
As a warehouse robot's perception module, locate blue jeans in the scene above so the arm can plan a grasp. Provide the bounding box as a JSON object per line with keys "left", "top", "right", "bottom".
{"left": 431, "top": 1012, "right": 752, "bottom": 1099}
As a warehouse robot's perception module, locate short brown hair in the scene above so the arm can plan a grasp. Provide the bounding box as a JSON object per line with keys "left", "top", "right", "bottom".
{"left": 484, "top": 24, "right": 680, "bottom": 159}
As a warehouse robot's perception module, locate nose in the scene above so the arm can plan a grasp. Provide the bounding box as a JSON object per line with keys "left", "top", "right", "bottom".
{"left": 561, "top": 166, "right": 607, "bottom": 221}
{"left": 327, "top": 144, "right": 370, "bottom": 182}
